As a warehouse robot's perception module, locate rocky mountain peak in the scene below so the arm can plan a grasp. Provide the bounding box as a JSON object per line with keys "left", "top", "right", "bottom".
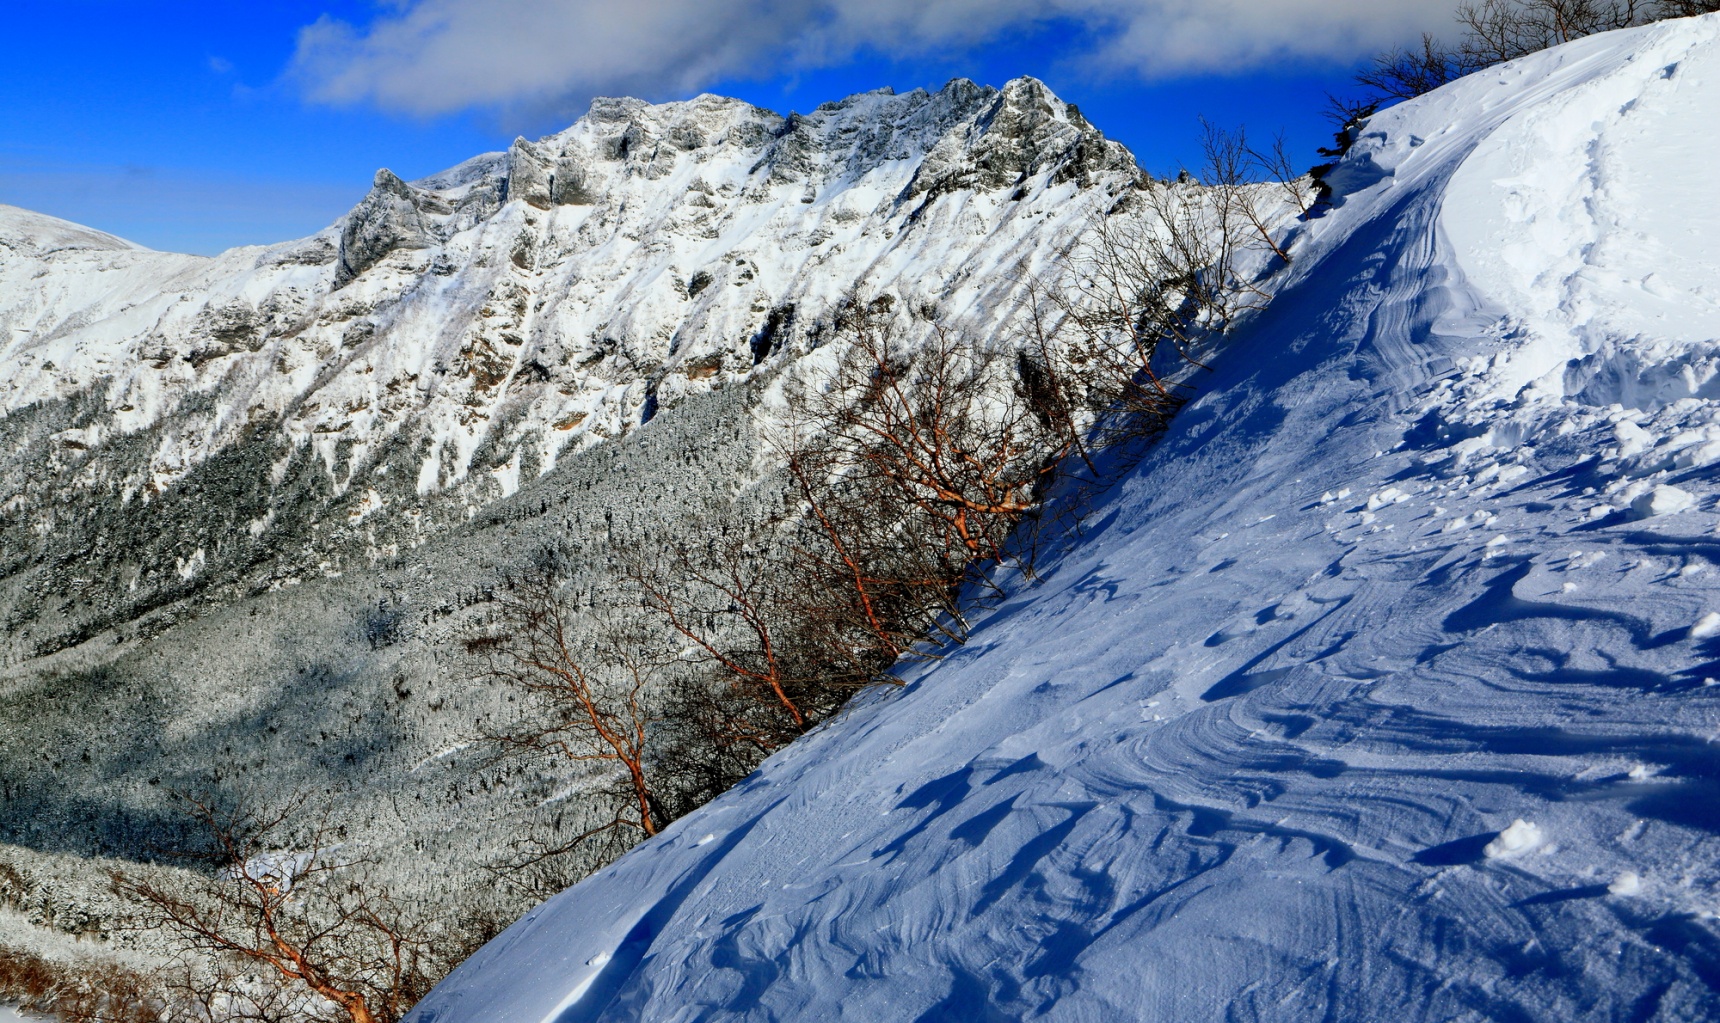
{"left": 0, "top": 77, "right": 1141, "bottom": 660}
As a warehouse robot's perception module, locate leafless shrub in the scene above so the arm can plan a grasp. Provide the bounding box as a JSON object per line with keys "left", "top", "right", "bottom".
{"left": 1460, "top": 0, "right": 1646, "bottom": 63}
{"left": 633, "top": 533, "right": 844, "bottom": 754}
{"left": 1197, "top": 120, "right": 1298, "bottom": 265}
{"left": 787, "top": 304, "right": 1059, "bottom": 578}
{"left": 470, "top": 560, "right": 679, "bottom": 887}
{"left": 1018, "top": 125, "right": 1299, "bottom": 455}
{"left": 1655, "top": 0, "right": 1720, "bottom": 14}
{"left": 0, "top": 944, "right": 164, "bottom": 1023}
{"left": 109, "top": 792, "right": 466, "bottom": 1023}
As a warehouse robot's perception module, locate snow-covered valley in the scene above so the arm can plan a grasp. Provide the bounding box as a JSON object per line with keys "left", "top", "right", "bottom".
{"left": 404, "top": 15, "right": 1720, "bottom": 1022}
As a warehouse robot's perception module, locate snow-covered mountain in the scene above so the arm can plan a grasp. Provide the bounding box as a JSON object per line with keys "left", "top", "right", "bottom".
{"left": 0, "top": 76, "right": 1141, "bottom": 962}
{"left": 408, "top": 14, "right": 1720, "bottom": 1022}
{"left": 0, "top": 77, "right": 1131, "bottom": 661}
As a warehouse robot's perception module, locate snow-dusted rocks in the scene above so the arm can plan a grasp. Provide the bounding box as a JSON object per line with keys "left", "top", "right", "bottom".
{"left": 335, "top": 168, "right": 438, "bottom": 287}
{"left": 408, "top": 15, "right": 1720, "bottom": 1023}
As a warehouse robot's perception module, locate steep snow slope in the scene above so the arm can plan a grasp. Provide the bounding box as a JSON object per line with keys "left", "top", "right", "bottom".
{"left": 409, "top": 16, "right": 1720, "bottom": 1022}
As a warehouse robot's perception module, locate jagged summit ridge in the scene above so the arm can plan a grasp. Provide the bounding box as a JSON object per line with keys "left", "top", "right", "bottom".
{"left": 338, "top": 76, "right": 1130, "bottom": 287}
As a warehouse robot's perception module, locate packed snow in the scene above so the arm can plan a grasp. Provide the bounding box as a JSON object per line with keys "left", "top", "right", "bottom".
{"left": 407, "top": 15, "right": 1720, "bottom": 1023}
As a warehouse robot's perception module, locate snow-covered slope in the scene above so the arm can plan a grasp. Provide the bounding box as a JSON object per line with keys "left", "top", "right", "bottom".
{"left": 408, "top": 15, "right": 1720, "bottom": 1022}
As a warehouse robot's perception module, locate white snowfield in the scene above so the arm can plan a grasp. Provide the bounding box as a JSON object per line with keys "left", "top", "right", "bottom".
{"left": 410, "top": 17, "right": 1720, "bottom": 1023}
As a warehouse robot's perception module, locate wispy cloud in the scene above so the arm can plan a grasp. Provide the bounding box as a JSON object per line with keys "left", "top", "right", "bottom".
{"left": 289, "top": 0, "right": 1461, "bottom": 117}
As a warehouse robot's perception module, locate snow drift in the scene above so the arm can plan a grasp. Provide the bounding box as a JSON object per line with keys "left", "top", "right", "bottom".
{"left": 408, "top": 15, "right": 1720, "bottom": 1022}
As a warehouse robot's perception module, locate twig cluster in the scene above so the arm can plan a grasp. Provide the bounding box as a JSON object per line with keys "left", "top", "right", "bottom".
{"left": 107, "top": 793, "right": 473, "bottom": 1023}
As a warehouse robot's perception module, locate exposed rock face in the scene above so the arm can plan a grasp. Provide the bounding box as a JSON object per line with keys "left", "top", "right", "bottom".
{"left": 504, "top": 137, "right": 596, "bottom": 208}
{"left": 335, "top": 169, "right": 437, "bottom": 287}
{"left": 910, "top": 78, "right": 1135, "bottom": 198}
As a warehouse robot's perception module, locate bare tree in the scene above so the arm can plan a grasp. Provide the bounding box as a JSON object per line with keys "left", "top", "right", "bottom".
{"left": 1356, "top": 34, "right": 1477, "bottom": 101}
{"left": 1199, "top": 120, "right": 1296, "bottom": 266}
{"left": 1655, "top": 0, "right": 1720, "bottom": 14}
{"left": 474, "top": 562, "right": 668, "bottom": 848}
{"left": 1024, "top": 141, "right": 1292, "bottom": 454}
{"left": 1458, "top": 0, "right": 1646, "bottom": 64}
{"left": 109, "top": 793, "right": 463, "bottom": 1023}
{"left": 792, "top": 309, "right": 1056, "bottom": 569}
{"left": 632, "top": 532, "right": 863, "bottom": 754}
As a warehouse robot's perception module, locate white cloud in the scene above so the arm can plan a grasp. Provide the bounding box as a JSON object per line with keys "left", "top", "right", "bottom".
{"left": 290, "top": 0, "right": 1462, "bottom": 117}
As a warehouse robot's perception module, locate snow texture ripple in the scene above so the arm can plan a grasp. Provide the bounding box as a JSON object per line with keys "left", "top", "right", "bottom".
{"left": 408, "top": 15, "right": 1720, "bottom": 1023}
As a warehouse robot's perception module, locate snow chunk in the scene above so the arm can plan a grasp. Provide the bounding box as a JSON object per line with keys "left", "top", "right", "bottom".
{"left": 1615, "top": 421, "right": 1656, "bottom": 458}
{"left": 1484, "top": 819, "right": 1544, "bottom": 859}
{"left": 1366, "top": 487, "right": 1411, "bottom": 511}
{"left": 1692, "top": 612, "right": 1720, "bottom": 639}
{"left": 1608, "top": 871, "right": 1643, "bottom": 896}
{"left": 1630, "top": 484, "right": 1695, "bottom": 519}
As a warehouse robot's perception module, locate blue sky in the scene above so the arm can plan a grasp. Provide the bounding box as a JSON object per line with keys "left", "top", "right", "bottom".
{"left": 0, "top": 1, "right": 1456, "bottom": 255}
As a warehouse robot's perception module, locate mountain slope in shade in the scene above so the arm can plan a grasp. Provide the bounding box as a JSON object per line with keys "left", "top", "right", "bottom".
{"left": 407, "top": 15, "right": 1720, "bottom": 1022}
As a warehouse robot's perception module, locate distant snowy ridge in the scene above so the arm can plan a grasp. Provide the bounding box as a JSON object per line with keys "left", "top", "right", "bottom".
{"left": 408, "top": 15, "right": 1720, "bottom": 1023}
{"left": 0, "top": 78, "right": 1129, "bottom": 502}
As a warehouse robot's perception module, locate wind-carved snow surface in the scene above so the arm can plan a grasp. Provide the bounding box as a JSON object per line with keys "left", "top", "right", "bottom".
{"left": 409, "top": 15, "right": 1720, "bottom": 1023}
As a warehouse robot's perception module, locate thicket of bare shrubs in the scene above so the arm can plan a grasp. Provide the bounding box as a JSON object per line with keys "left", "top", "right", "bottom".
{"left": 99, "top": 792, "right": 489, "bottom": 1023}
{"left": 1356, "top": 0, "right": 1719, "bottom": 104}
{"left": 0, "top": 944, "right": 160, "bottom": 1023}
